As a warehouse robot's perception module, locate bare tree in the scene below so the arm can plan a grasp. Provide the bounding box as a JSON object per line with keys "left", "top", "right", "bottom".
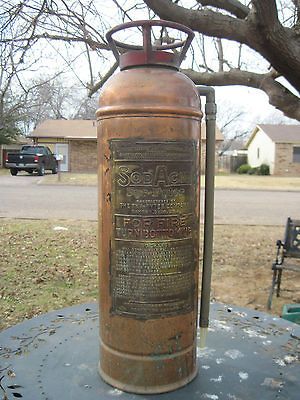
{"left": 0, "top": 0, "right": 112, "bottom": 142}
{"left": 71, "top": 95, "right": 99, "bottom": 120}
{"left": 0, "top": 1, "right": 111, "bottom": 90}
{"left": 215, "top": 101, "right": 249, "bottom": 154}
{"left": 0, "top": 1, "right": 42, "bottom": 143}
{"left": 1, "top": 0, "right": 300, "bottom": 127}
{"left": 142, "top": 0, "right": 300, "bottom": 121}
{"left": 21, "top": 76, "right": 71, "bottom": 132}
{"left": 0, "top": 1, "right": 68, "bottom": 142}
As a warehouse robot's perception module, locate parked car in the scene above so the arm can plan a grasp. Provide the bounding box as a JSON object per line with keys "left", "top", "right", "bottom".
{"left": 6, "top": 145, "right": 58, "bottom": 176}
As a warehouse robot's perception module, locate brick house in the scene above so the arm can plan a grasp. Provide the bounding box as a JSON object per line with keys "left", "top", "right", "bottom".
{"left": 29, "top": 120, "right": 97, "bottom": 172}
{"left": 246, "top": 124, "right": 300, "bottom": 176}
{"left": 29, "top": 119, "right": 223, "bottom": 173}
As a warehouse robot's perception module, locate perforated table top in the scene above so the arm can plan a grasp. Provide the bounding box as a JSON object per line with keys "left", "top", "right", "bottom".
{"left": 1, "top": 302, "right": 300, "bottom": 400}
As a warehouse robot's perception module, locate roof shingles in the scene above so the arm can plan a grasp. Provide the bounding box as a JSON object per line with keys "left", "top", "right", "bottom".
{"left": 29, "top": 119, "right": 224, "bottom": 141}
{"left": 258, "top": 124, "right": 300, "bottom": 143}
{"left": 29, "top": 120, "right": 97, "bottom": 139}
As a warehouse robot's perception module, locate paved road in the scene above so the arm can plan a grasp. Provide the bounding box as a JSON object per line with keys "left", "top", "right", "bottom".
{"left": 0, "top": 174, "right": 97, "bottom": 220}
{"left": 0, "top": 174, "right": 299, "bottom": 225}
{"left": 213, "top": 189, "right": 300, "bottom": 225}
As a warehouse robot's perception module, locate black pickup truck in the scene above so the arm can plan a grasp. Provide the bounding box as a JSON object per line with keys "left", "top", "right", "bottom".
{"left": 6, "top": 145, "right": 58, "bottom": 176}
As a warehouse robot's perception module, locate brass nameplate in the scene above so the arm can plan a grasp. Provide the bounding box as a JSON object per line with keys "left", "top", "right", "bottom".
{"left": 110, "top": 140, "right": 198, "bottom": 319}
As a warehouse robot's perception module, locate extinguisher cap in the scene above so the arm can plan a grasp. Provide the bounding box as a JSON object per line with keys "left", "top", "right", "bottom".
{"left": 119, "top": 49, "right": 179, "bottom": 70}
{"left": 106, "top": 20, "right": 194, "bottom": 70}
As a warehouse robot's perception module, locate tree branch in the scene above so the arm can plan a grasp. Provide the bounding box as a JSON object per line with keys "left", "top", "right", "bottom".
{"left": 197, "top": 0, "right": 250, "bottom": 19}
{"left": 184, "top": 68, "right": 300, "bottom": 121}
{"left": 250, "top": 0, "right": 279, "bottom": 27}
{"left": 111, "top": 0, "right": 135, "bottom": 22}
{"left": 88, "top": 61, "right": 118, "bottom": 97}
{"left": 142, "top": 0, "right": 249, "bottom": 43}
{"left": 293, "top": 0, "right": 300, "bottom": 23}
{"left": 1, "top": 33, "right": 110, "bottom": 51}
{"left": 143, "top": 0, "right": 300, "bottom": 93}
{"left": 248, "top": 0, "right": 300, "bottom": 92}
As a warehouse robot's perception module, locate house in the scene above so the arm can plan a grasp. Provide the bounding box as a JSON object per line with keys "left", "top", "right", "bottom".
{"left": 29, "top": 119, "right": 223, "bottom": 173}
{"left": 246, "top": 124, "right": 300, "bottom": 176}
{"left": 0, "top": 136, "right": 33, "bottom": 168}
{"left": 29, "top": 120, "right": 98, "bottom": 173}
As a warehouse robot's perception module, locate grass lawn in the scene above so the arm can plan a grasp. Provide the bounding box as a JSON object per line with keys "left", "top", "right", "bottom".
{"left": 215, "top": 174, "right": 300, "bottom": 191}
{"left": 1, "top": 219, "right": 299, "bottom": 331}
{"left": 0, "top": 220, "right": 98, "bottom": 330}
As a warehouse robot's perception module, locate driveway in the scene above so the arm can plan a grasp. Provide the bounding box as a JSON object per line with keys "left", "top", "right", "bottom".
{"left": 0, "top": 173, "right": 300, "bottom": 225}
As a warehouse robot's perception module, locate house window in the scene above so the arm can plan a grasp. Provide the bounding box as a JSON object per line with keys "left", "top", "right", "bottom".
{"left": 293, "top": 146, "right": 300, "bottom": 163}
{"left": 257, "top": 147, "right": 260, "bottom": 159}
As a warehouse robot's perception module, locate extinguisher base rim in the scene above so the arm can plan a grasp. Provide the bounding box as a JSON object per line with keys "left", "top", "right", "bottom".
{"left": 98, "top": 362, "right": 198, "bottom": 394}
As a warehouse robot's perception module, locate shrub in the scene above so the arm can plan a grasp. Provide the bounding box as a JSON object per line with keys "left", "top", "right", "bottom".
{"left": 248, "top": 167, "right": 258, "bottom": 175}
{"left": 236, "top": 164, "right": 251, "bottom": 174}
{"left": 258, "top": 164, "right": 270, "bottom": 175}
{"left": 236, "top": 163, "right": 270, "bottom": 175}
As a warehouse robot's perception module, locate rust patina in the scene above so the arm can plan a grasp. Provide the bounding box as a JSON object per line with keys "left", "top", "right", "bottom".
{"left": 97, "top": 20, "right": 203, "bottom": 394}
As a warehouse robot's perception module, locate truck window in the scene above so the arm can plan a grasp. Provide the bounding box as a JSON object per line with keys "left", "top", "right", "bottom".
{"left": 21, "top": 146, "right": 45, "bottom": 155}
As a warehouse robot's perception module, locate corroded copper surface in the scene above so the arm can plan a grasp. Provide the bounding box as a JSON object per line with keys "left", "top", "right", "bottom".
{"left": 97, "top": 65, "right": 202, "bottom": 394}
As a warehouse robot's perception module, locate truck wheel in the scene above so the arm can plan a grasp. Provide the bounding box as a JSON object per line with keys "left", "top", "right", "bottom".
{"left": 37, "top": 164, "right": 45, "bottom": 176}
{"left": 52, "top": 164, "right": 58, "bottom": 174}
{"left": 10, "top": 168, "right": 18, "bottom": 176}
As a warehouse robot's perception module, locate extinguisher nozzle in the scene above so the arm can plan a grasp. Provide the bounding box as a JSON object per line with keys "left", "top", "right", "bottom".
{"left": 199, "top": 327, "right": 208, "bottom": 349}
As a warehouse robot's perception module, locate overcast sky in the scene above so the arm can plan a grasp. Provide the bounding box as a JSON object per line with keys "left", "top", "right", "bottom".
{"left": 16, "top": 0, "right": 299, "bottom": 137}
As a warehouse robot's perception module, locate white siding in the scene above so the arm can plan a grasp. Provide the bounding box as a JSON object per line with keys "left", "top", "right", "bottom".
{"left": 247, "top": 129, "right": 276, "bottom": 174}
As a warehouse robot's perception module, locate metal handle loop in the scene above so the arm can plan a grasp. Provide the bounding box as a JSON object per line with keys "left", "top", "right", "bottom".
{"left": 106, "top": 20, "right": 194, "bottom": 65}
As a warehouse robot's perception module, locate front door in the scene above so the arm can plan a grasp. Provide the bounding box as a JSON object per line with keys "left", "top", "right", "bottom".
{"left": 55, "top": 143, "right": 69, "bottom": 172}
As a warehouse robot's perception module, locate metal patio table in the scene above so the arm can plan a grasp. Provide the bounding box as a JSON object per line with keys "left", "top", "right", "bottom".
{"left": 1, "top": 302, "right": 299, "bottom": 400}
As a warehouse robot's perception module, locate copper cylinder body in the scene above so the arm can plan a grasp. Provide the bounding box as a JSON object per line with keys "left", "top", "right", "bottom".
{"left": 97, "top": 66, "right": 202, "bottom": 394}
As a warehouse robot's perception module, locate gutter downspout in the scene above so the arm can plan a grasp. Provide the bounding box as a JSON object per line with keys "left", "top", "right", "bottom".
{"left": 197, "top": 86, "right": 217, "bottom": 348}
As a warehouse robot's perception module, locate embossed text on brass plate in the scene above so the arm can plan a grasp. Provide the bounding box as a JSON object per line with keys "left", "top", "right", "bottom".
{"left": 110, "top": 140, "right": 198, "bottom": 319}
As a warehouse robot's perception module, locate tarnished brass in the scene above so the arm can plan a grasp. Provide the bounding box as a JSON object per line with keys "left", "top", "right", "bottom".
{"left": 97, "top": 20, "right": 202, "bottom": 394}
{"left": 110, "top": 139, "right": 197, "bottom": 320}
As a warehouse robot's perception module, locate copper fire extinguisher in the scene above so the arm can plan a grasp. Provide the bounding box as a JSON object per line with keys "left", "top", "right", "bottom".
{"left": 96, "top": 20, "right": 215, "bottom": 394}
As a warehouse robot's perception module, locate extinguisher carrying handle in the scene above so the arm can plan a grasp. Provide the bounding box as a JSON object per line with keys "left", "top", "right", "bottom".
{"left": 106, "top": 19, "right": 194, "bottom": 67}
{"left": 197, "top": 87, "right": 217, "bottom": 334}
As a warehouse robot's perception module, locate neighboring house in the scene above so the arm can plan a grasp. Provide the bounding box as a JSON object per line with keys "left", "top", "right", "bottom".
{"left": 246, "top": 124, "right": 300, "bottom": 176}
{"left": 29, "top": 119, "right": 223, "bottom": 173}
{"left": 0, "top": 137, "right": 33, "bottom": 168}
{"left": 29, "top": 120, "right": 98, "bottom": 173}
